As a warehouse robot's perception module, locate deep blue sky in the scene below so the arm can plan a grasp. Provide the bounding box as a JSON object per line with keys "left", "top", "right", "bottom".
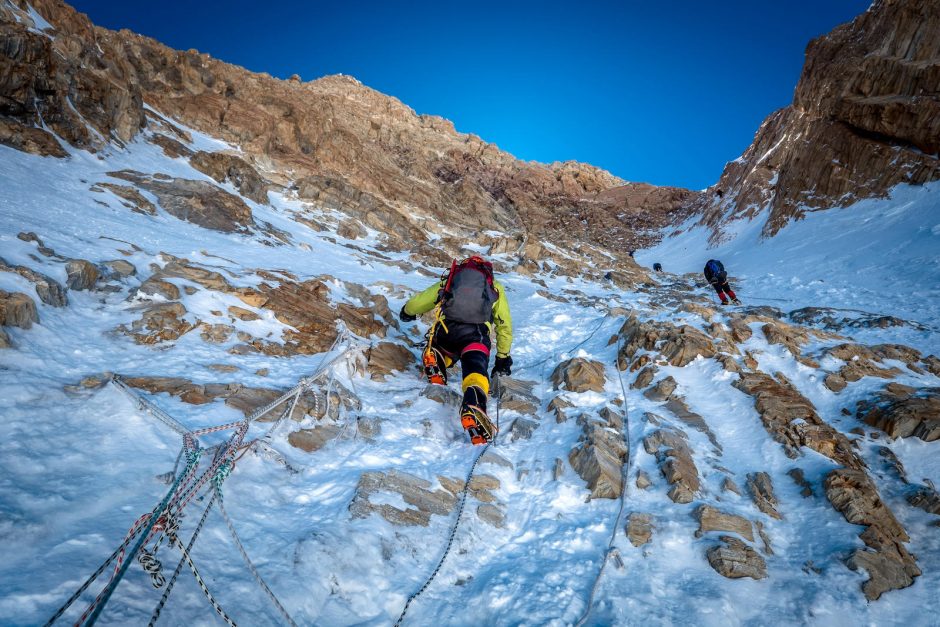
{"left": 70, "top": 0, "right": 870, "bottom": 190}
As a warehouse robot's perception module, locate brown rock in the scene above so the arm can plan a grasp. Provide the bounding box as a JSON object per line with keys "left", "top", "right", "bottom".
{"left": 108, "top": 170, "right": 255, "bottom": 233}
{"left": 0, "top": 290, "right": 39, "bottom": 329}
{"left": 693, "top": 0, "right": 940, "bottom": 242}
{"left": 722, "top": 477, "right": 742, "bottom": 495}
{"left": 190, "top": 150, "right": 269, "bottom": 205}
{"left": 102, "top": 259, "right": 137, "bottom": 279}
{"left": 551, "top": 357, "right": 607, "bottom": 393}
{"left": 0, "top": 258, "right": 67, "bottom": 307}
{"left": 121, "top": 302, "right": 194, "bottom": 344}
{"left": 569, "top": 413, "right": 628, "bottom": 499}
{"left": 288, "top": 424, "right": 342, "bottom": 452}
{"left": 625, "top": 513, "right": 654, "bottom": 547}
{"left": 496, "top": 377, "right": 539, "bottom": 416}
{"left": 548, "top": 396, "right": 571, "bottom": 424}
{"left": 0, "top": 117, "right": 67, "bottom": 157}
{"left": 509, "top": 418, "right": 539, "bottom": 442}
{"left": 477, "top": 504, "right": 505, "bottom": 528}
{"left": 825, "top": 468, "right": 920, "bottom": 600}
{"left": 858, "top": 389, "right": 940, "bottom": 442}
{"left": 349, "top": 470, "right": 456, "bottom": 527}
{"left": 695, "top": 505, "right": 754, "bottom": 542}
{"left": 733, "top": 371, "right": 861, "bottom": 469}
{"left": 632, "top": 366, "right": 656, "bottom": 390}
{"left": 644, "top": 376, "right": 677, "bottom": 402}
{"left": 92, "top": 182, "right": 157, "bottom": 215}
{"left": 747, "top": 472, "right": 782, "bottom": 520}
{"left": 787, "top": 468, "right": 814, "bottom": 498}
{"left": 138, "top": 276, "right": 181, "bottom": 300}
{"left": 706, "top": 536, "right": 767, "bottom": 580}
{"left": 199, "top": 323, "right": 233, "bottom": 343}
{"left": 658, "top": 325, "right": 717, "bottom": 367}
{"left": 228, "top": 305, "right": 260, "bottom": 321}
{"left": 366, "top": 342, "right": 414, "bottom": 380}
{"left": 643, "top": 428, "right": 700, "bottom": 504}
{"left": 65, "top": 259, "right": 99, "bottom": 291}
{"left": 635, "top": 470, "right": 652, "bottom": 490}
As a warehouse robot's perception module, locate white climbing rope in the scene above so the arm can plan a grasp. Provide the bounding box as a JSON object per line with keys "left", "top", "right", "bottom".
{"left": 46, "top": 332, "right": 364, "bottom": 626}
{"left": 574, "top": 326, "right": 632, "bottom": 627}
{"left": 394, "top": 444, "right": 490, "bottom": 626}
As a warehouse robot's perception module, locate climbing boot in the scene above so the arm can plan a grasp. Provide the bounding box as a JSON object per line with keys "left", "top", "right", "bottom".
{"left": 720, "top": 300, "right": 730, "bottom": 306}
{"left": 423, "top": 346, "right": 447, "bottom": 385}
{"left": 731, "top": 298, "right": 741, "bottom": 305}
{"left": 460, "top": 404, "right": 496, "bottom": 445}
{"left": 460, "top": 386, "right": 496, "bottom": 445}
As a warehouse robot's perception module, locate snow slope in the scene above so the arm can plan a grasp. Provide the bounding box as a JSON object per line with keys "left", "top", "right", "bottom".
{"left": 1, "top": 119, "right": 939, "bottom": 627}
{"left": 638, "top": 182, "right": 940, "bottom": 355}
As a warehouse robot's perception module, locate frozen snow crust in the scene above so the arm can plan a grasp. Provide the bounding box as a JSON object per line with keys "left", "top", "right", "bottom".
{"left": 1, "top": 121, "right": 939, "bottom": 626}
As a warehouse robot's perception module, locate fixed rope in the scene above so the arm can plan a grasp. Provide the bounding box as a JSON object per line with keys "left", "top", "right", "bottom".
{"left": 573, "top": 327, "right": 632, "bottom": 627}
{"left": 394, "top": 443, "right": 490, "bottom": 626}
{"left": 215, "top": 485, "right": 299, "bottom": 627}
{"left": 46, "top": 334, "right": 361, "bottom": 625}
{"left": 147, "top": 491, "right": 231, "bottom": 627}
{"left": 516, "top": 313, "right": 612, "bottom": 375}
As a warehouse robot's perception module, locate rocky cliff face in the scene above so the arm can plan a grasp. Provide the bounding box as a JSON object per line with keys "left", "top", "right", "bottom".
{"left": 692, "top": 0, "right": 940, "bottom": 242}
{"left": 0, "top": 0, "right": 695, "bottom": 263}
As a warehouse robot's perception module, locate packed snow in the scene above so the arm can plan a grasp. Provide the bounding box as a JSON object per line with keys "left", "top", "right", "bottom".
{"left": 1, "top": 116, "right": 938, "bottom": 627}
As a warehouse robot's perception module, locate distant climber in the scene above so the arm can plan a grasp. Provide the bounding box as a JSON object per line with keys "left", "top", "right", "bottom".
{"left": 399, "top": 255, "right": 513, "bottom": 445}
{"left": 653, "top": 263, "right": 663, "bottom": 272}
{"left": 703, "top": 259, "right": 740, "bottom": 305}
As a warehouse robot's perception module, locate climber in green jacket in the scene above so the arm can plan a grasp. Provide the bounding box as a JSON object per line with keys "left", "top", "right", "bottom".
{"left": 399, "top": 255, "right": 513, "bottom": 445}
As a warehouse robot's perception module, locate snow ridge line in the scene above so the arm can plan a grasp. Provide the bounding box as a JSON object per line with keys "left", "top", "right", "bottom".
{"left": 45, "top": 334, "right": 362, "bottom": 625}
{"left": 394, "top": 443, "right": 491, "bottom": 627}
{"left": 574, "top": 329, "right": 632, "bottom": 627}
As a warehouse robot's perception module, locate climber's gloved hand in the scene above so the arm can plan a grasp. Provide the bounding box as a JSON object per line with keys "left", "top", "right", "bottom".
{"left": 492, "top": 355, "right": 513, "bottom": 377}
{"left": 399, "top": 305, "right": 417, "bottom": 322}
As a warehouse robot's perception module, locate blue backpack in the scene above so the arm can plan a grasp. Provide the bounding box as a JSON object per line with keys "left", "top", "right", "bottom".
{"left": 705, "top": 259, "right": 724, "bottom": 277}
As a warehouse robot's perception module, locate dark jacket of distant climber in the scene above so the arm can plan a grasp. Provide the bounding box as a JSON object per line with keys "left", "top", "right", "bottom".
{"left": 703, "top": 259, "right": 739, "bottom": 305}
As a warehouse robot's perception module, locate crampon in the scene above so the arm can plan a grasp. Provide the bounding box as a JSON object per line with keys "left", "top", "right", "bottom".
{"left": 423, "top": 347, "right": 447, "bottom": 385}
{"left": 460, "top": 404, "right": 496, "bottom": 445}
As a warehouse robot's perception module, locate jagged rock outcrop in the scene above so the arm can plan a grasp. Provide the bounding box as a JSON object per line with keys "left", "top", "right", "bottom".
{"left": 0, "top": 257, "right": 67, "bottom": 306}
{"left": 857, "top": 386, "right": 940, "bottom": 442}
{"left": 692, "top": 0, "right": 940, "bottom": 242}
{"left": 107, "top": 170, "right": 255, "bottom": 233}
{"left": 825, "top": 469, "right": 921, "bottom": 600}
{"left": 823, "top": 343, "right": 926, "bottom": 393}
{"left": 617, "top": 315, "right": 718, "bottom": 369}
{"left": 733, "top": 371, "right": 860, "bottom": 468}
{"left": 189, "top": 150, "right": 269, "bottom": 205}
{"left": 0, "top": 290, "right": 38, "bottom": 328}
{"left": 695, "top": 505, "right": 754, "bottom": 542}
{"left": 625, "top": 513, "right": 654, "bottom": 547}
{"left": 0, "top": 0, "right": 695, "bottom": 259}
{"left": 65, "top": 259, "right": 98, "bottom": 291}
{"left": 365, "top": 342, "right": 414, "bottom": 380}
{"left": 569, "top": 408, "right": 628, "bottom": 499}
{"left": 706, "top": 536, "right": 767, "bottom": 580}
{"left": 349, "top": 470, "right": 457, "bottom": 527}
{"left": 746, "top": 472, "right": 782, "bottom": 520}
{"left": 496, "top": 377, "right": 539, "bottom": 416}
{"left": 552, "top": 357, "right": 607, "bottom": 393}
{"left": 643, "top": 428, "right": 700, "bottom": 504}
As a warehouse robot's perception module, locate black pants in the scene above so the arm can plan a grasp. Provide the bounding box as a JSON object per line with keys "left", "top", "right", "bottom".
{"left": 431, "top": 321, "right": 491, "bottom": 409}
